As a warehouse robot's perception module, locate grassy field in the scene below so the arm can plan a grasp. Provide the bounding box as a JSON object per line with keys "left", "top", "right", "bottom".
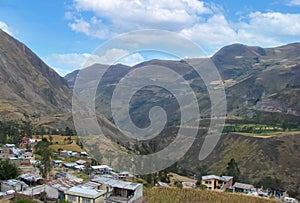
{"left": 234, "top": 131, "right": 300, "bottom": 138}
{"left": 144, "top": 187, "right": 278, "bottom": 203}
{"left": 33, "top": 135, "right": 84, "bottom": 152}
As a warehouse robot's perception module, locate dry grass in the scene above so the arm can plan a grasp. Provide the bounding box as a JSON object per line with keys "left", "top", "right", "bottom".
{"left": 144, "top": 187, "right": 278, "bottom": 203}
{"left": 32, "top": 135, "right": 84, "bottom": 152}
{"left": 33, "top": 135, "right": 78, "bottom": 144}
{"left": 50, "top": 142, "right": 84, "bottom": 152}
{"left": 168, "top": 172, "right": 196, "bottom": 186}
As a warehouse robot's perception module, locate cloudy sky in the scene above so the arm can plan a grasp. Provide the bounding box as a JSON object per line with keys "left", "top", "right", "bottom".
{"left": 0, "top": 0, "right": 299, "bottom": 76}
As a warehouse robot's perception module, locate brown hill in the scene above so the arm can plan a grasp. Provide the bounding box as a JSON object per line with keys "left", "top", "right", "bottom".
{"left": 0, "top": 29, "right": 71, "bottom": 120}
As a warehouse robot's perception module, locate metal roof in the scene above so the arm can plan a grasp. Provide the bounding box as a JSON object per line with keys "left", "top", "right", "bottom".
{"left": 202, "top": 175, "right": 232, "bottom": 182}
{"left": 233, "top": 182, "right": 255, "bottom": 190}
{"left": 66, "top": 186, "right": 105, "bottom": 198}
{"left": 91, "top": 176, "right": 141, "bottom": 191}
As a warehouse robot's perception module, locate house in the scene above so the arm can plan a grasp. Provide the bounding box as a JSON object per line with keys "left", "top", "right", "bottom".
{"left": 284, "top": 197, "right": 299, "bottom": 203}
{"left": 156, "top": 181, "right": 170, "bottom": 188}
{"left": 0, "top": 145, "right": 13, "bottom": 160}
{"left": 53, "top": 160, "right": 63, "bottom": 167}
{"left": 80, "top": 152, "right": 88, "bottom": 157}
{"left": 232, "top": 182, "right": 255, "bottom": 194}
{"left": 91, "top": 165, "right": 113, "bottom": 174}
{"left": 1, "top": 179, "right": 28, "bottom": 192}
{"left": 19, "top": 174, "right": 43, "bottom": 186}
{"left": 81, "top": 181, "right": 102, "bottom": 190}
{"left": 76, "top": 159, "right": 87, "bottom": 165}
{"left": 9, "top": 157, "right": 31, "bottom": 166}
{"left": 20, "top": 136, "right": 41, "bottom": 147}
{"left": 118, "top": 172, "right": 134, "bottom": 180}
{"left": 182, "top": 182, "right": 196, "bottom": 189}
{"left": 64, "top": 162, "right": 78, "bottom": 168}
{"left": 105, "top": 181, "right": 143, "bottom": 203}
{"left": 90, "top": 176, "right": 143, "bottom": 203}
{"left": 45, "top": 178, "right": 80, "bottom": 200}
{"left": 65, "top": 186, "right": 106, "bottom": 203}
{"left": 17, "top": 185, "right": 45, "bottom": 198}
{"left": 202, "top": 175, "right": 233, "bottom": 191}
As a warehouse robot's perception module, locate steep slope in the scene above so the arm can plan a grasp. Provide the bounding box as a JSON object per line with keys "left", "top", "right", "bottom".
{"left": 0, "top": 29, "right": 72, "bottom": 120}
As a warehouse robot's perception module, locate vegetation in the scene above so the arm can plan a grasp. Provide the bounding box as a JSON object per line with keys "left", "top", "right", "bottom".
{"left": 0, "top": 121, "right": 32, "bottom": 144}
{"left": 144, "top": 187, "right": 278, "bottom": 203}
{"left": 223, "top": 158, "right": 240, "bottom": 182}
{"left": 0, "top": 159, "right": 19, "bottom": 180}
{"left": 223, "top": 124, "right": 300, "bottom": 134}
{"left": 34, "top": 138, "right": 52, "bottom": 178}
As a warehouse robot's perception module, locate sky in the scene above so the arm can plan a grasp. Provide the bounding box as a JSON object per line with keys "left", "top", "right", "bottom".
{"left": 0, "top": 0, "right": 299, "bottom": 76}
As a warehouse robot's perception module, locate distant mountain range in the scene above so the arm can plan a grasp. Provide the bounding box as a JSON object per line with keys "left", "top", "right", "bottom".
{"left": 66, "top": 42, "right": 300, "bottom": 125}
{"left": 1, "top": 29, "right": 300, "bottom": 196}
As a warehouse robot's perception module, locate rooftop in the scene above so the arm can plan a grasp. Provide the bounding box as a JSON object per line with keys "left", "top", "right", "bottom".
{"left": 202, "top": 175, "right": 233, "bottom": 182}
{"left": 91, "top": 176, "right": 141, "bottom": 191}
{"left": 233, "top": 182, "right": 255, "bottom": 190}
{"left": 66, "top": 186, "right": 105, "bottom": 198}
{"left": 91, "top": 165, "right": 113, "bottom": 170}
{"left": 47, "top": 178, "right": 80, "bottom": 192}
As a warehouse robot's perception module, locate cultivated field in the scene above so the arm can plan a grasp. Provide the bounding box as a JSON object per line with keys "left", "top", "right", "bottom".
{"left": 144, "top": 187, "right": 278, "bottom": 203}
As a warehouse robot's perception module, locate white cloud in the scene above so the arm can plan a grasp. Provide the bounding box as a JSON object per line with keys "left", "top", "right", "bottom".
{"left": 288, "top": 0, "right": 300, "bottom": 6}
{"left": 0, "top": 21, "right": 12, "bottom": 35}
{"left": 93, "top": 48, "right": 145, "bottom": 66}
{"left": 43, "top": 49, "right": 144, "bottom": 76}
{"left": 68, "top": 0, "right": 211, "bottom": 38}
{"left": 68, "top": 17, "right": 111, "bottom": 39}
{"left": 43, "top": 53, "right": 91, "bottom": 76}
{"left": 67, "top": 0, "right": 300, "bottom": 55}
{"left": 180, "top": 12, "right": 300, "bottom": 54}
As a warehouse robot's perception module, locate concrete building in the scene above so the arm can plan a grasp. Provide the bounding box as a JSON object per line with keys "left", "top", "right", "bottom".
{"left": 202, "top": 175, "right": 233, "bottom": 191}
{"left": 45, "top": 178, "right": 80, "bottom": 200}
{"left": 105, "top": 181, "right": 143, "bottom": 203}
{"left": 232, "top": 182, "right": 255, "bottom": 194}
{"left": 65, "top": 186, "right": 106, "bottom": 203}
{"left": 1, "top": 179, "right": 28, "bottom": 193}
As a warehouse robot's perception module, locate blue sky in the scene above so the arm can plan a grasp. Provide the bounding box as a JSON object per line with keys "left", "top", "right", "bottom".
{"left": 0, "top": 0, "right": 299, "bottom": 76}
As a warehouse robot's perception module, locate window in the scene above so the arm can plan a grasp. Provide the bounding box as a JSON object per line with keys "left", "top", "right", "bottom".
{"left": 82, "top": 197, "right": 91, "bottom": 203}
{"left": 68, "top": 195, "right": 76, "bottom": 202}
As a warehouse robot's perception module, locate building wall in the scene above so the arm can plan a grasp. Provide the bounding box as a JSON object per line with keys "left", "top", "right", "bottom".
{"left": 130, "top": 185, "right": 143, "bottom": 203}
{"left": 202, "top": 179, "right": 216, "bottom": 190}
{"left": 45, "top": 185, "right": 59, "bottom": 199}
{"left": 202, "top": 179, "right": 225, "bottom": 190}
{"left": 65, "top": 194, "right": 105, "bottom": 203}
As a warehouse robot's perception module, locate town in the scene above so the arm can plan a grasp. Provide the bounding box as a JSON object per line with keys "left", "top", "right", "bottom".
{"left": 0, "top": 135, "right": 297, "bottom": 203}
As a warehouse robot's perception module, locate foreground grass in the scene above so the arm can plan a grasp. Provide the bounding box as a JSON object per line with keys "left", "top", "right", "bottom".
{"left": 144, "top": 187, "right": 278, "bottom": 203}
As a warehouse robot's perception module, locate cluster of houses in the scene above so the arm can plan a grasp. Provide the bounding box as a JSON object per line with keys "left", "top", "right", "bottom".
{"left": 0, "top": 137, "right": 298, "bottom": 203}
{"left": 45, "top": 175, "right": 143, "bottom": 203}
{"left": 0, "top": 144, "right": 33, "bottom": 165}
{"left": 0, "top": 168, "right": 142, "bottom": 203}
{"left": 0, "top": 139, "right": 143, "bottom": 203}
{"left": 200, "top": 174, "right": 298, "bottom": 203}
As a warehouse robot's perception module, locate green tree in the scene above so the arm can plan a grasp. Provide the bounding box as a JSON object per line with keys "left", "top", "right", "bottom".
{"left": 34, "top": 139, "right": 52, "bottom": 178}
{"left": 49, "top": 135, "right": 53, "bottom": 144}
{"left": 0, "top": 159, "right": 19, "bottom": 180}
{"left": 224, "top": 158, "right": 240, "bottom": 182}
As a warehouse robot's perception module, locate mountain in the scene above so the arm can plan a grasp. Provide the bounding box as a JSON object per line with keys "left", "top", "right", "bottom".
{"left": 0, "top": 29, "right": 72, "bottom": 121}
{"left": 66, "top": 43, "right": 300, "bottom": 124}
{"left": 65, "top": 42, "right": 300, "bottom": 197}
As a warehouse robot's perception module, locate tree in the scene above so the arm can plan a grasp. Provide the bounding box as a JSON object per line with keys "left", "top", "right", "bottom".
{"left": 34, "top": 139, "right": 52, "bottom": 179}
{"left": 49, "top": 135, "right": 53, "bottom": 144}
{"left": 224, "top": 158, "right": 240, "bottom": 182}
{"left": 0, "top": 159, "right": 19, "bottom": 180}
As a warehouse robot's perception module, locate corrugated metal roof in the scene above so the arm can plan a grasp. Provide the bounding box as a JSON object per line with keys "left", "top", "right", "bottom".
{"left": 202, "top": 175, "right": 232, "bottom": 182}
{"left": 233, "top": 182, "right": 255, "bottom": 190}
{"left": 66, "top": 186, "right": 105, "bottom": 197}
